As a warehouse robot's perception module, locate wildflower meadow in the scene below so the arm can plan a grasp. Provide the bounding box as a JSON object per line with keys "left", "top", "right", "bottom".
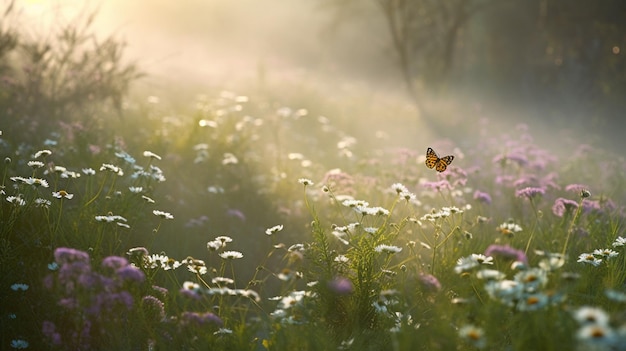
{"left": 1, "top": 4, "right": 626, "bottom": 351}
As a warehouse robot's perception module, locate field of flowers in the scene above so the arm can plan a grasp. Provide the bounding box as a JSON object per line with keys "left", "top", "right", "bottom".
{"left": 2, "top": 8, "right": 626, "bottom": 351}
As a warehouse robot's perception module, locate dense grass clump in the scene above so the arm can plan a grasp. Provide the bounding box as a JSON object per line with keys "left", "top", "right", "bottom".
{"left": 1, "top": 6, "right": 626, "bottom": 351}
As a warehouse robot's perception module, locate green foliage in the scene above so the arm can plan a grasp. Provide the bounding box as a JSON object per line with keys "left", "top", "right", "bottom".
{"left": 1, "top": 4, "right": 626, "bottom": 351}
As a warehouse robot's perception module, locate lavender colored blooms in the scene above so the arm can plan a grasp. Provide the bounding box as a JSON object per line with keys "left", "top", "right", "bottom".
{"left": 515, "top": 187, "right": 545, "bottom": 199}
{"left": 54, "top": 247, "right": 90, "bottom": 265}
{"left": 180, "top": 311, "right": 223, "bottom": 327}
{"left": 418, "top": 273, "right": 442, "bottom": 292}
{"left": 42, "top": 321, "right": 62, "bottom": 346}
{"left": 582, "top": 199, "right": 602, "bottom": 214}
{"left": 565, "top": 184, "right": 588, "bottom": 193}
{"left": 473, "top": 190, "right": 492, "bottom": 205}
{"left": 422, "top": 180, "right": 452, "bottom": 192}
{"left": 484, "top": 244, "right": 528, "bottom": 264}
{"left": 142, "top": 295, "right": 166, "bottom": 321}
{"left": 102, "top": 256, "right": 129, "bottom": 270}
{"left": 116, "top": 265, "right": 146, "bottom": 283}
{"left": 327, "top": 276, "right": 354, "bottom": 295}
{"left": 552, "top": 197, "right": 579, "bottom": 217}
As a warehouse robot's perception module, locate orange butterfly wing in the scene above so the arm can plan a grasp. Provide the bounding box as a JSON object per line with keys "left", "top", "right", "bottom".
{"left": 425, "top": 147, "right": 454, "bottom": 172}
{"left": 425, "top": 147, "right": 439, "bottom": 169}
{"left": 435, "top": 155, "right": 454, "bottom": 172}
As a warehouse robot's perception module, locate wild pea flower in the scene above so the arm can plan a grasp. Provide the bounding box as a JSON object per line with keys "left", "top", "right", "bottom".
{"left": 473, "top": 190, "right": 492, "bottom": 204}
{"left": 515, "top": 186, "right": 545, "bottom": 199}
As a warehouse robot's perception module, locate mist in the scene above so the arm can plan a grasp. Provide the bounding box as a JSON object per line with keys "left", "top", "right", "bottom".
{"left": 17, "top": 0, "right": 625, "bottom": 154}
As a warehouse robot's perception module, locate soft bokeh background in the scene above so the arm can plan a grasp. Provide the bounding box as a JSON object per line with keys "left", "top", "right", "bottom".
{"left": 16, "top": 0, "right": 626, "bottom": 150}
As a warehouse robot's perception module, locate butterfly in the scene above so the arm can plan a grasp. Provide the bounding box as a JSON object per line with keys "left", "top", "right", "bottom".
{"left": 425, "top": 147, "right": 454, "bottom": 172}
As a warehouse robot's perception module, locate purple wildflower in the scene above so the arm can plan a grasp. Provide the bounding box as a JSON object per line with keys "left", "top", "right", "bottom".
{"left": 418, "top": 273, "right": 442, "bottom": 292}
{"left": 422, "top": 180, "right": 452, "bottom": 192}
{"left": 473, "top": 190, "right": 492, "bottom": 205}
{"left": 102, "top": 256, "right": 129, "bottom": 270}
{"left": 180, "top": 311, "right": 223, "bottom": 327}
{"left": 513, "top": 176, "right": 537, "bottom": 188}
{"left": 54, "top": 247, "right": 90, "bottom": 265}
{"left": 116, "top": 265, "right": 145, "bottom": 283}
{"left": 515, "top": 187, "right": 545, "bottom": 199}
{"left": 495, "top": 175, "right": 515, "bottom": 186}
{"left": 226, "top": 208, "right": 246, "bottom": 221}
{"left": 141, "top": 295, "right": 166, "bottom": 321}
{"left": 327, "top": 277, "right": 354, "bottom": 295}
{"left": 42, "top": 321, "right": 62, "bottom": 346}
{"left": 582, "top": 199, "right": 601, "bottom": 214}
{"left": 152, "top": 285, "right": 169, "bottom": 300}
{"left": 180, "top": 287, "right": 202, "bottom": 300}
{"left": 58, "top": 297, "right": 79, "bottom": 309}
{"left": 565, "top": 184, "right": 588, "bottom": 193}
{"left": 484, "top": 244, "right": 528, "bottom": 264}
{"left": 552, "top": 198, "right": 579, "bottom": 217}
